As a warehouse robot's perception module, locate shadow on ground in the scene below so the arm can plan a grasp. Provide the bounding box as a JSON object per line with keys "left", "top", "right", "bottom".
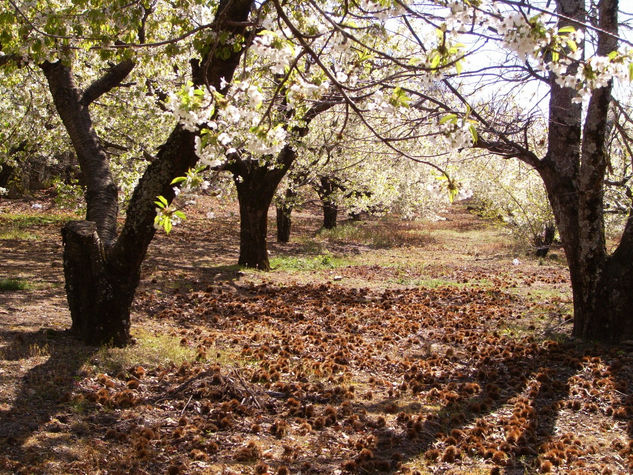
{"left": 0, "top": 329, "right": 97, "bottom": 466}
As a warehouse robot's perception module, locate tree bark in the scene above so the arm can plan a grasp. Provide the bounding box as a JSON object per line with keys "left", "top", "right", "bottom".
{"left": 41, "top": 60, "right": 126, "bottom": 244}
{"left": 276, "top": 187, "right": 296, "bottom": 243}
{"left": 233, "top": 151, "right": 294, "bottom": 269}
{"left": 62, "top": 221, "right": 135, "bottom": 345}
{"left": 316, "top": 176, "right": 339, "bottom": 229}
{"left": 471, "top": 0, "right": 630, "bottom": 343}
{"left": 238, "top": 189, "right": 274, "bottom": 270}
{"left": 229, "top": 100, "right": 337, "bottom": 268}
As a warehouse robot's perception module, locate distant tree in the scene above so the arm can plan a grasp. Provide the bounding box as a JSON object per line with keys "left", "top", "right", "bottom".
{"left": 222, "top": 99, "right": 337, "bottom": 269}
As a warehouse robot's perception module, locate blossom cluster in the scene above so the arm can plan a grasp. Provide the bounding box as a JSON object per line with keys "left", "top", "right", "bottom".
{"left": 287, "top": 77, "right": 331, "bottom": 108}
{"left": 440, "top": 1, "right": 630, "bottom": 105}
{"left": 437, "top": 118, "right": 475, "bottom": 150}
{"left": 167, "top": 82, "right": 214, "bottom": 132}
{"left": 251, "top": 32, "right": 296, "bottom": 75}
{"left": 572, "top": 53, "right": 632, "bottom": 102}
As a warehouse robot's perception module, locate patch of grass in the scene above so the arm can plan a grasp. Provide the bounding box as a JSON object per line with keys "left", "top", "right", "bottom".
{"left": 0, "top": 278, "right": 32, "bottom": 291}
{"left": 270, "top": 252, "right": 350, "bottom": 271}
{"left": 318, "top": 221, "right": 435, "bottom": 249}
{"left": 0, "top": 229, "right": 40, "bottom": 240}
{"left": 0, "top": 213, "right": 69, "bottom": 227}
{"left": 0, "top": 213, "right": 70, "bottom": 241}
{"left": 523, "top": 287, "right": 570, "bottom": 301}
{"left": 294, "top": 238, "right": 327, "bottom": 255}
{"left": 87, "top": 330, "right": 199, "bottom": 375}
{"left": 390, "top": 276, "right": 492, "bottom": 289}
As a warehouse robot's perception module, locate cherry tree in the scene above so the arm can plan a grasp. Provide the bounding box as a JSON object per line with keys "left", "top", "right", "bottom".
{"left": 1, "top": 0, "right": 255, "bottom": 344}
{"left": 3, "top": 0, "right": 632, "bottom": 346}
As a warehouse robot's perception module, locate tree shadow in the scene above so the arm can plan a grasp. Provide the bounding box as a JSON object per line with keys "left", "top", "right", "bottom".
{"left": 354, "top": 340, "right": 630, "bottom": 473}
{"left": 0, "top": 328, "right": 97, "bottom": 464}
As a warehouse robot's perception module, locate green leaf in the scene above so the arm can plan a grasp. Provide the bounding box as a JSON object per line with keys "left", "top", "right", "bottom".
{"left": 439, "top": 113, "right": 458, "bottom": 125}
{"left": 608, "top": 50, "right": 619, "bottom": 60}
{"left": 164, "top": 219, "right": 172, "bottom": 234}
{"left": 170, "top": 176, "right": 187, "bottom": 185}
{"left": 448, "top": 186, "right": 458, "bottom": 203}
{"left": 629, "top": 62, "right": 633, "bottom": 81}
{"left": 430, "top": 52, "right": 441, "bottom": 69}
{"left": 558, "top": 26, "right": 576, "bottom": 34}
{"left": 566, "top": 40, "right": 577, "bottom": 52}
{"left": 173, "top": 210, "right": 187, "bottom": 220}
{"left": 155, "top": 195, "right": 168, "bottom": 207}
{"left": 469, "top": 125, "right": 478, "bottom": 144}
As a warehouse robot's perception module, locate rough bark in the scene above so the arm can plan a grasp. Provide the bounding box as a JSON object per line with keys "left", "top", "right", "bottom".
{"left": 469, "top": 0, "right": 631, "bottom": 343}
{"left": 233, "top": 148, "right": 296, "bottom": 269}
{"left": 44, "top": 0, "right": 254, "bottom": 345}
{"left": 62, "top": 221, "right": 135, "bottom": 345}
{"left": 276, "top": 187, "right": 297, "bottom": 243}
{"left": 237, "top": 190, "right": 274, "bottom": 270}
{"left": 41, "top": 60, "right": 125, "bottom": 244}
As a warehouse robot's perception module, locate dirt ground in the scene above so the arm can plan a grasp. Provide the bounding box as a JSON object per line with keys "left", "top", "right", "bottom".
{"left": 1, "top": 195, "right": 632, "bottom": 474}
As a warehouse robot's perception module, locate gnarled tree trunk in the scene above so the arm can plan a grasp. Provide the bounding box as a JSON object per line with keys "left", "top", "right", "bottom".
{"left": 62, "top": 222, "right": 136, "bottom": 345}
{"left": 236, "top": 181, "right": 277, "bottom": 270}
{"left": 229, "top": 101, "right": 337, "bottom": 269}
{"left": 42, "top": 0, "right": 253, "bottom": 345}
{"left": 233, "top": 151, "right": 295, "bottom": 270}
{"left": 472, "top": 0, "right": 630, "bottom": 343}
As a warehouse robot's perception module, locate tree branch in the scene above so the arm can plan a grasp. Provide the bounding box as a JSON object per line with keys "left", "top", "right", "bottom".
{"left": 81, "top": 59, "right": 136, "bottom": 106}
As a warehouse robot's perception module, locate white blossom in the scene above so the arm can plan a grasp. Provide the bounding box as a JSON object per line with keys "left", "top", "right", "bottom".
{"left": 218, "top": 132, "right": 232, "bottom": 146}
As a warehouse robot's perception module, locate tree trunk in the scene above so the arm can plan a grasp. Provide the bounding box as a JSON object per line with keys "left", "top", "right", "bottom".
{"left": 316, "top": 176, "right": 339, "bottom": 229}
{"left": 62, "top": 221, "right": 137, "bottom": 346}
{"left": 573, "top": 264, "right": 633, "bottom": 342}
{"left": 230, "top": 101, "right": 337, "bottom": 268}
{"left": 323, "top": 201, "right": 338, "bottom": 229}
{"left": 276, "top": 187, "right": 296, "bottom": 243}
{"left": 276, "top": 203, "right": 293, "bottom": 243}
{"left": 237, "top": 186, "right": 273, "bottom": 270}
{"left": 233, "top": 159, "right": 290, "bottom": 270}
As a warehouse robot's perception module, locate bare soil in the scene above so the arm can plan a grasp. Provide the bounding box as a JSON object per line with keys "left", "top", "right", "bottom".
{"left": 1, "top": 196, "right": 632, "bottom": 474}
